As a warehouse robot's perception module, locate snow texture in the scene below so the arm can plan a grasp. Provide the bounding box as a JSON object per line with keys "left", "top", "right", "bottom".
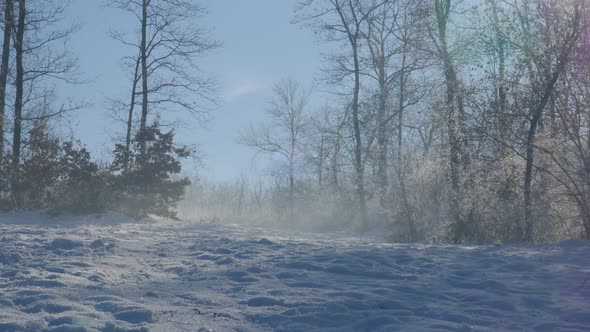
{"left": 0, "top": 212, "right": 589, "bottom": 331}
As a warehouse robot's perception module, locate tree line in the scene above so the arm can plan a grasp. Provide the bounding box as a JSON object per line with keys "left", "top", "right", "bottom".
{"left": 0, "top": 0, "right": 588, "bottom": 244}
{"left": 0, "top": 0, "right": 217, "bottom": 218}
{"left": 230, "top": 0, "right": 590, "bottom": 243}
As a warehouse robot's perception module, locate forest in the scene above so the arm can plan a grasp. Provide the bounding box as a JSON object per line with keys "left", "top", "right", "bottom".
{"left": 1, "top": 0, "right": 590, "bottom": 245}
{"left": 0, "top": 1, "right": 589, "bottom": 331}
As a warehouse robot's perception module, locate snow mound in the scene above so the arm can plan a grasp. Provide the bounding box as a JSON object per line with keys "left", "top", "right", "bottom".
{"left": 0, "top": 213, "right": 588, "bottom": 331}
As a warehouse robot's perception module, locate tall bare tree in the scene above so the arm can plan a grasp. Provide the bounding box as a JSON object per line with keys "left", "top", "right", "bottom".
{"left": 108, "top": 0, "right": 219, "bottom": 163}
{"left": 429, "top": 0, "right": 471, "bottom": 242}
{"left": 362, "top": 0, "right": 399, "bottom": 206}
{"left": 297, "top": 0, "right": 386, "bottom": 228}
{"left": 361, "top": 0, "right": 428, "bottom": 213}
{"left": 516, "top": 0, "right": 584, "bottom": 241}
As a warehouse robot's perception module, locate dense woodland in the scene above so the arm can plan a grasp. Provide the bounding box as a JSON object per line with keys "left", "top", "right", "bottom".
{"left": 0, "top": 0, "right": 589, "bottom": 244}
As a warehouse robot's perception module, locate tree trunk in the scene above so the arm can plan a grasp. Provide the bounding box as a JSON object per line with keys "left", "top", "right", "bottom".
{"left": 445, "top": 64, "right": 466, "bottom": 243}
{"left": 586, "top": 105, "right": 590, "bottom": 239}
{"left": 139, "top": 0, "right": 149, "bottom": 159}
{"left": 523, "top": 19, "right": 579, "bottom": 240}
{"left": 331, "top": 138, "right": 340, "bottom": 191}
{"left": 124, "top": 54, "right": 141, "bottom": 172}
{"left": 12, "top": 0, "right": 25, "bottom": 208}
{"left": 523, "top": 71, "right": 562, "bottom": 241}
{"left": 352, "top": 42, "right": 368, "bottom": 228}
{"left": 583, "top": 214, "right": 590, "bottom": 240}
{"left": 376, "top": 69, "right": 388, "bottom": 208}
{"left": 398, "top": 45, "right": 416, "bottom": 240}
{"left": 489, "top": 0, "right": 508, "bottom": 154}
{"left": 318, "top": 134, "right": 325, "bottom": 188}
{"left": 0, "top": 0, "right": 13, "bottom": 166}
{"left": 436, "top": 0, "right": 467, "bottom": 242}
{"left": 288, "top": 159, "right": 294, "bottom": 221}
{"left": 522, "top": 122, "right": 537, "bottom": 241}
{"left": 582, "top": 155, "right": 590, "bottom": 239}
{"left": 397, "top": 48, "right": 407, "bottom": 170}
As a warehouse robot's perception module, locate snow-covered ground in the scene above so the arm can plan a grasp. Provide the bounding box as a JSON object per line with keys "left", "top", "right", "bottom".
{"left": 0, "top": 212, "right": 588, "bottom": 332}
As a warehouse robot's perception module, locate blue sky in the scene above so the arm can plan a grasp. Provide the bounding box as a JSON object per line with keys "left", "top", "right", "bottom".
{"left": 63, "top": 0, "right": 323, "bottom": 181}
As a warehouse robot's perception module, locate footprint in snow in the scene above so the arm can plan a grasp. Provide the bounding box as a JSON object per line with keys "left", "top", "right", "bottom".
{"left": 93, "top": 300, "right": 154, "bottom": 324}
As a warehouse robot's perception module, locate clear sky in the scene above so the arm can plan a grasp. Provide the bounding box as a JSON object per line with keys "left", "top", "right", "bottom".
{"left": 63, "top": 0, "right": 323, "bottom": 181}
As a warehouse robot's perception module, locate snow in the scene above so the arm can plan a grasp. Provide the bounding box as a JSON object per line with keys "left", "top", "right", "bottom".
{"left": 0, "top": 212, "right": 589, "bottom": 331}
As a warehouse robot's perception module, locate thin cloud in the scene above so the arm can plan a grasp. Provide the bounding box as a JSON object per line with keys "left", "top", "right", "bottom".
{"left": 225, "top": 80, "right": 264, "bottom": 101}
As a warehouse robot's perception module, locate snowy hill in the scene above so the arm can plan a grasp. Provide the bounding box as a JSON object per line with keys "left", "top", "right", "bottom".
{"left": 0, "top": 212, "right": 589, "bottom": 331}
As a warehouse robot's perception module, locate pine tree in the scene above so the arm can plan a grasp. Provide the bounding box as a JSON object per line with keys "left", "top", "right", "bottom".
{"left": 113, "top": 120, "right": 191, "bottom": 218}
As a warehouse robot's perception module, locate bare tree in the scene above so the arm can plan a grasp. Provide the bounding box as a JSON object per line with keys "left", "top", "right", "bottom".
{"left": 516, "top": 0, "right": 584, "bottom": 241}
{"left": 108, "top": 0, "right": 219, "bottom": 162}
{"left": 429, "top": 0, "right": 471, "bottom": 242}
{"left": 487, "top": 0, "right": 509, "bottom": 151}
{"left": 10, "top": 0, "right": 80, "bottom": 207}
{"left": 297, "top": 0, "right": 387, "bottom": 228}
{"left": 360, "top": 0, "right": 428, "bottom": 216}
{"left": 554, "top": 28, "right": 590, "bottom": 238}
{"left": 361, "top": 0, "right": 400, "bottom": 206}
{"left": 239, "top": 79, "right": 310, "bottom": 220}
